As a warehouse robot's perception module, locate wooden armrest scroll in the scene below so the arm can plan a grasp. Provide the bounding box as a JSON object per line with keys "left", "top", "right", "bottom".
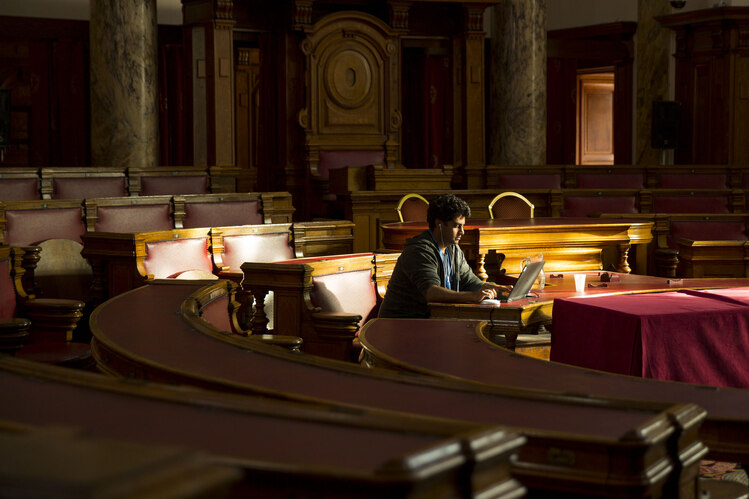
{"left": 0, "top": 318, "right": 32, "bottom": 353}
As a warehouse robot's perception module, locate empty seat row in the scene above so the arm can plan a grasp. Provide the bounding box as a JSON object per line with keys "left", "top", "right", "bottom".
{"left": 485, "top": 164, "right": 749, "bottom": 190}
{"left": 0, "top": 192, "right": 294, "bottom": 247}
{"left": 0, "top": 165, "right": 241, "bottom": 201}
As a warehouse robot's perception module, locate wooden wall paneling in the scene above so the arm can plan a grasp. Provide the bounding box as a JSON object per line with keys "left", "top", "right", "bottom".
{"left": 732, "top": 32, "right": 749, "bottom": 164}
{"left": 461, "top": 5, "right": 487, "bottom": 188}
{"left": 659, "top": 8, "right": 749, "bottom": 165}
{"left": 234, "top": 47, "right": 261, "bottom": 191}
{"left": 547, "top": 23, "right": 636, "bottom": 167}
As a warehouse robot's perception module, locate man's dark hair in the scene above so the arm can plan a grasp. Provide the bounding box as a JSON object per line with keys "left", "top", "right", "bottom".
{"left": 427, "top": 194, "right": 471, "bottom": 229}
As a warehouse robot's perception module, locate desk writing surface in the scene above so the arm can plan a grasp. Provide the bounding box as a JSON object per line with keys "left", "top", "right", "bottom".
{"left": 429, "top": 272, "right": 749, "bottom": 331}
{"left": 0, "top": 368, "right": 436, "bottom": 472}
{"left": 550, "top": 289, "right": 749, "bottom": 389}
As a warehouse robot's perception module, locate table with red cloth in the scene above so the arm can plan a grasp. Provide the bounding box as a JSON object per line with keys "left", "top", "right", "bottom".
{"left": 550, "top": 288, "right": 749, "bottom": 388}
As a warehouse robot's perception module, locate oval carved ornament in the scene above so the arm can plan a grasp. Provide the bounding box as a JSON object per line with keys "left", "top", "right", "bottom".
{"left": 324, "top": 49, "right": 373, "bottom": 110}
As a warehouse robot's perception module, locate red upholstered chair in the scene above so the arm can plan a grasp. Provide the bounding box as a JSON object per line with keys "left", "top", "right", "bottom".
{"left": 574, "top": 173, "right": 646, "bottom": 189}
{"left": 0, "top": 199, "right": 87, "bottom": 301}
{"left": 84, "top": 196, "right": 174, "bottom": 232}
{"left": 0, "top": 199, "right": 86, "bottom": 247}
{"left": 212, "top": 224, "right": 294, "bottom": 272}
{"left": 560, "top": 190, "right": 639, "bottom": 217}
{"left": 41, "top": 167, "right": 127, "bottom": 200}
{"left": 175, "top": 193, "right": 264, "bottom": 229}
{"left": 651, "top": 189, "right": 734, "bottom": 214}
{"left": 0, "top": 168, "right": 41, "bottom": 201}
{"left": 485, "top": 165, "right": 563, "bottom": 189}
{"left": 317, "top": 150, "right": 385, "bottom": 181}
{"left": 141, "top": 234, "right": 213, "bottom": 280}
{"left": 488, "top": 192, "right": 534, "bottom": 219}
{"left": 656, "top": 173, "right": 728, "bottom": 189}
{"left": 0, "top": 245, "right": 91, "bottom": 369}
{"left": 239, "top": 253, "right": 394, "bottom": 361}
{"left": 396, "top": 193, "right": 429, "bottom": 222}
{"left": 128, "top": 167, "right": 210, "bottom": 196}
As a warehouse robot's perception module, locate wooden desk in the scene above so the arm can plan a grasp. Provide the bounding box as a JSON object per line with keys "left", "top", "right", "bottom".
{"left": 381, "top": 218, "right": 654, "bottom": 279}
{"left": 357, "top": 317, "right": 749, "bottom": 464}
{"left": 89, "top": 281, "right": 704, "bottom": 497}
{"left": 0, "top": 355, "right": 523, "bottom": 497}
{"left": 429, "top": 272, "right": 749, "bottom": 350}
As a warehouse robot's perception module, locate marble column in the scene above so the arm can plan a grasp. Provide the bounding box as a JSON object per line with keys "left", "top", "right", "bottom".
{"left": 635, "top": 0, "right": 671, "bottom": 165}
{"left": 90, "top": 0, "right": 159, "bottom": 167}
{"left": 489, "top": 0, "right": 547, "bottom": 165}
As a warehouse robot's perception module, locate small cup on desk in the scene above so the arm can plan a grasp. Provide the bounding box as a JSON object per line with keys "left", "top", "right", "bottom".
{"left": 573, "top": 274, "right": 586, "bottom": 293}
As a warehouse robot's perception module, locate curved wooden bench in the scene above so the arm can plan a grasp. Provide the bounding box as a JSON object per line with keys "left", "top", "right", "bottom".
{"left": 88, "top": 280, "right": 709, "bottom": 497}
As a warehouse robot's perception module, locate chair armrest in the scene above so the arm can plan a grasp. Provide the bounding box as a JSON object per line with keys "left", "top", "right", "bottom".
{"left": 309, "top": 311, "right": 362, "bottom": 340}
{"left": 0, "top": 318, "right": 32, "bottom": 353}
{"left": 21, "top": 298, "right": 85, "bottom": 343}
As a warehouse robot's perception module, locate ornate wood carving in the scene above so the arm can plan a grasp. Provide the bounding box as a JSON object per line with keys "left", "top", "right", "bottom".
{"left": 299, "top": 12, "right": 400, "bottom": 177}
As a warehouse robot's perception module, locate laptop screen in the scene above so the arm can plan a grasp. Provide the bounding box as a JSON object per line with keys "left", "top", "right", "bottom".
{"left": 504, "top": 260, "right": 545, "bottom": 302}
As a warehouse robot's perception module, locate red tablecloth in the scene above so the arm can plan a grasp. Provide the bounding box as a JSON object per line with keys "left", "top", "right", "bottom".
{"left": 550, "top": 289, "right": 749, "bottom": 388}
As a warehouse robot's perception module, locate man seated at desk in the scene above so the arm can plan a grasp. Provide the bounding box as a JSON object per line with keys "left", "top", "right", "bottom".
{"left": 378, "top": 194, "right": 509, "bottom": 318}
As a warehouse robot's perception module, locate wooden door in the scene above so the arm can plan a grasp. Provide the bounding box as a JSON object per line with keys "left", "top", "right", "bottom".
{"left": 577, "top": 72, "right": 615, "bottom": 165}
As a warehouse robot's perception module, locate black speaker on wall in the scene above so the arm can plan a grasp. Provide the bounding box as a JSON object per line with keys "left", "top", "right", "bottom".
{"left": 651, "top": 100, "right": 681, "bottom": 149}
{"left": 0, "top": 88, "right": 10, "bottom": 148}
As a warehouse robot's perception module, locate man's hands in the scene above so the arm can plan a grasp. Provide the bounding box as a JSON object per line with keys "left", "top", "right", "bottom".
{"left": 471, "top": 282, "right": 511, "bottom": 303}
{"left": 426, "top": 282, "right": 512, "bottom": 304}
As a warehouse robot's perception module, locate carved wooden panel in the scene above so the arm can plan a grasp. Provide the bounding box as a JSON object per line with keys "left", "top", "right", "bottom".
{"left": 299, "top": 12, "right": 400, "bottom": 175}
{"left": 235, "top": 47, "right": 261, "bottom": 191}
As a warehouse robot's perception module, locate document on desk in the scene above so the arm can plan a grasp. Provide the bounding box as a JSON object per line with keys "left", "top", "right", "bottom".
{"left": 482, "top": 299, "right": 502, "bottom": 306}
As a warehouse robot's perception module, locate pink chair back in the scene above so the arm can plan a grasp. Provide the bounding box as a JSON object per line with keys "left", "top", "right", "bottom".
{"left": 142, "top": 238, "right": 213, "bottom": 279}
{"left": 4, "top": 208, "right": 85, "bottom": 246}
{"left": 310, "top": 269, "right": 378, "bottom": 324}
{"left": 562, "top": 196, "right": 637, "bottom": 217}
{"left": 0, "top": 179, "right": 40, "bottom": 201}
{"left": 95, "top": 204, "right": 173, "bottom": 232}
{"left": 52, "top": 177, "right": 127, "bottom": 199}
{"left": 222, "top": 233, "right": 294, "bottom": 269}
{"left": 183, "top": 200, "right": 263, "bottom": 229}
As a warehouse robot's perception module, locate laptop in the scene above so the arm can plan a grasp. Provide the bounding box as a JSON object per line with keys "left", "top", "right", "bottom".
{"left": 484, "top": 260, "right": 545, "bottom": 304}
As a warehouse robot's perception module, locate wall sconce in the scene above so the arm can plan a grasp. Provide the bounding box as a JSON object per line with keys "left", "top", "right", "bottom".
{"left": 670, "top": 0, "right": 687, "bottom": 8}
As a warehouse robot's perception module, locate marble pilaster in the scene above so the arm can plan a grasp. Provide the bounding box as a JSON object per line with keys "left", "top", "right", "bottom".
{"left": 489, "top": 0, "right": 547, "bottom": 165}
{"left": 90, "top": 0, "right": 159, "bottom": 167}
{"left": 635, "top": 0, "right": 671, "bottom": 165}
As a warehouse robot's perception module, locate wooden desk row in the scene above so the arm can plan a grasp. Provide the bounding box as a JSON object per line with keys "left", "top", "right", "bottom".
{"left": 81, "top": 221, "right": 355, "bottom": 307}
{"left": 484, "top": 164, "right": 749, "bottom": 190}
{"left": 340, "top": 187, "right": 749, "bottom": 253}
{"left": 84, "top": 279, "right": 715, "bottom": 497}
{"left": 0, "top": 354, "right": 524, "bottom": 497}
{"left": 0, "top": 165, "right": 242, "bottom": 201}
{"left": 381, "top": 218, "right": 654, "bottom": 278}
{"left": 231, "top": 253, "right": 749, "bottom": 476}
